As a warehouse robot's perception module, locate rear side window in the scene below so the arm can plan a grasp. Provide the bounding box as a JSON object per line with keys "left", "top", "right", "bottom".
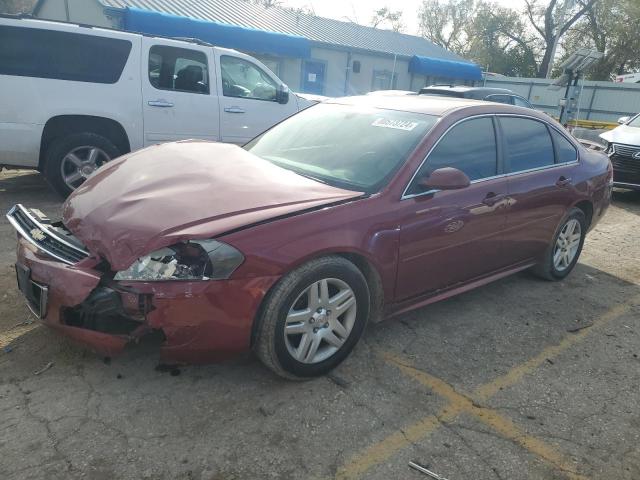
{"left": 408, "top": 117, "right": 497, "bottom": 194}
{"left": 485, "top": 94, "right": 512, "bottom": 105}
{"left": 513, "top": 96, "right": 532, "bottom": 108}
{"left": 550, "top": 129, "right": 578, "bottom": 163}
{"left": 500, "top": 117, "right": 555, "bottom": 172}
{"left": 149, "top": 45, "right": 209, "bottom": 94}
{"left": 0, "top": 25, "right": 131, "bottom": 84}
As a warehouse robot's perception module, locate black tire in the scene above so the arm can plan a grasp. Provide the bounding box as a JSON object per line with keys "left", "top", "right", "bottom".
{"left": 43, "top": 132, "right": 121, "bottom": 197}
{"left": 254, "top": 256, "right": 370, "bottom": 380}
{"left": 531, "top": 208, "right": 587, "bottom": 281}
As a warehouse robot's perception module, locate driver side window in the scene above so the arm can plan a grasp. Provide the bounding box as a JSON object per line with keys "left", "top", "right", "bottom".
{"left": 220, "top": 55, "right": 278, "bottom": 101}
{"left": 407, "top": 117, "right": 498, "bottom": 195}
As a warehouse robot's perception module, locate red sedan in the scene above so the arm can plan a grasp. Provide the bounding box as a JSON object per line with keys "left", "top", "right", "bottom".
{"left": 7, "top": 95, "right": 612, "bottom": 379}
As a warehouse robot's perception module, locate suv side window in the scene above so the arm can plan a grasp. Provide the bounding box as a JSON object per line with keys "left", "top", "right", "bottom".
{"left": 485, "top": 94, "right": 512, "bottom": 105}
{"left": 513, "top": 96, "right": 532, "bottom": 108}
{"left": 0, "top": 25, "right": 131, "bottom": 84}
{"left": 500, "top": 117, "right": 555, "bottom": 172}
{"left": 220, "top": 55, "right": 278, "bottom": 101}
{"left": 407, "top": 117, "right": 497, "bottom": 195}
{"left": 149, "top": 45, "right": 209, "bottom": 94}
{"left": 550, "top": 129, "right": 578, "bottom": 163}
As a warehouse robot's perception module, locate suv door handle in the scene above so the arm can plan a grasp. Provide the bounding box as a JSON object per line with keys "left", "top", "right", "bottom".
{"left": 148, "top": 100, "right": 174, "bottom": 108}
{"left": 224, "top": 107, "right": 246, "bottom": 114}
{"left": 556, "top": 176, "right": 572, "bottom": 187}
{"left": 482, "top": 192, "right": 506, "bottom": 207}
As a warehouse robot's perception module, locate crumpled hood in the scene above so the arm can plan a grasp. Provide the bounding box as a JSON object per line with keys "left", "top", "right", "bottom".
{"left": 63, "top": 141, "right": 362, "bottom": 271}
{"left": 600, "top": 124, "right": 640, "bottom": 145}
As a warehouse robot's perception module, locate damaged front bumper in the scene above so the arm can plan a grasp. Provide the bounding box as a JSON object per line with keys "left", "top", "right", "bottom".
{"left": 9, "top": 206, "right": 278, "bottom": 363}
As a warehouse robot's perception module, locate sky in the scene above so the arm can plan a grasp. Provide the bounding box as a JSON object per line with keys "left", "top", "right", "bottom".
{"left": 283, "top": 0, "right": 527, "bottom": 36}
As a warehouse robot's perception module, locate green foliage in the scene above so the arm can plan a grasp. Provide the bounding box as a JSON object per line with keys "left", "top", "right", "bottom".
{"left": 370, "top": 6, "right": 405, "bottom": 32}
{"left": 0, "top": 0, "right": 36, "bottom": 14}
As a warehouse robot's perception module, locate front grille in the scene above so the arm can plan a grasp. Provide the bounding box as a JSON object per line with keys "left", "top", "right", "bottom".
{"left": 612, "top": 143, "right": 640, "bottom": 158}
{"left": 6, "top": 204, "right": 89, "bottom": 265}
{"left": 611, "top": 155, "right": 640, "bottom": 185}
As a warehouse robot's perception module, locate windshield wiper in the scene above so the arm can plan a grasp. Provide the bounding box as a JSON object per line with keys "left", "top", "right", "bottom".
{"left": 292, "top": 170, "right": 329, "bottom": 185}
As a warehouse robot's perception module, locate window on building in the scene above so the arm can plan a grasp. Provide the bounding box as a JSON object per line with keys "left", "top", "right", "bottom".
{"left": 220, "top": 55, "right": 278, "bottom": 101}
{"left": 407, "top": 117, "right": 498, "bottom": 194}
{"left": 0, "top": 25, "right": 132, "bottom": 84}
{"left": 371, "top": 70, "right": 398, "bottom": 91}
{"left": 499, "top": 117, "right": 555, "bottom": 172}
{"left": 149, "top": 45, "right": 209, "bottom": 94}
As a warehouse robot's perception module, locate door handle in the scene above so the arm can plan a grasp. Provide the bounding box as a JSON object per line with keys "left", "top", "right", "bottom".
{"left": 224, "top": 107, "right": 246, "bottom": 114}
{"left": 148, "top": 100, "right": 174, "bottom": 108}
{"left": 556, "top": 176, "right": 572, "bottom": 187}
{"left": 482, "top": 192, "right": 506, "bottom": 207}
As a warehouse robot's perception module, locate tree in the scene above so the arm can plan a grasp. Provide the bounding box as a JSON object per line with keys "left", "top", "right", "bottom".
{"left": 560, "top": 0, "right": 640, "bottom": 79}
{"left": 418, "top": 0, "right": 538, "bottom": 76}
{"left": 0, "top": 0, "right": 36, "bottom": 14}
{"left": 523, "top": 0, "right": 598, "bottom": 78}
{"left": 370, "top": 6, "right": 405, "bottom": 32}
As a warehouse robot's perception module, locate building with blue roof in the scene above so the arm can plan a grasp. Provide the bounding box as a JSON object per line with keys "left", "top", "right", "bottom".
{"left": 34, "top": 0, "right": 482, "bottom": 96}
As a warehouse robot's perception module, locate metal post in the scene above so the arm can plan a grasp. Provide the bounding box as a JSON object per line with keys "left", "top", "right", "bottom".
{"left": 64, "top": 0, "right": 71, "bottom": 21}
{"left": 390, "top": 54, "right": 397, "bottom": 90}
{"left": 343, "top": 52, "right": 352, "bottom": 96}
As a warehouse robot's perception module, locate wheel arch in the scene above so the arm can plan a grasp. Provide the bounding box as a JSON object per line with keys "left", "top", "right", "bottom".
{"left": 39, "top": 115, "right": 131, "bottom": 170}
{"left": 249, "top": 250, "right": 386, "bottom": 348}
{"left": 573, "top": 199, "right": 594, "bottom": 228}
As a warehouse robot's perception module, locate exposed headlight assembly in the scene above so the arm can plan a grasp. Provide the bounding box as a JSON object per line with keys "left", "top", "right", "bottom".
{"left": 114, "top": 240, "right": 244, "bottom": 281}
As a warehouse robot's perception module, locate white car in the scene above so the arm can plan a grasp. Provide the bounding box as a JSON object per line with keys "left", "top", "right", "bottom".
{"left": 0, "top": 16, "right": 317, "bottom": 196}
{"left": 599, "top": 114, "right": 640, "bottom": 190}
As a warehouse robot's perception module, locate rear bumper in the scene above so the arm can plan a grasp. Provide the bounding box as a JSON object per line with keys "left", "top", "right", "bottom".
{"left": 16, "top": 238, "right": 278, "bottom": 363}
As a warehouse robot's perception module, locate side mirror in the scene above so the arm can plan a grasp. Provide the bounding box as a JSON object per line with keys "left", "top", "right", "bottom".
{"left": 420, "top": 167, "right": 470, "bottom": 190}
{"left": 276, "top": 84, "right": 290, "bottom": 104}
{"left": 618, "top": 116, "right": 630, "bottom": 125}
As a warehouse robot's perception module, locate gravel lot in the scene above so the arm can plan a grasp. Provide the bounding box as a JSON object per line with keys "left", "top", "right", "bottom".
{"left": 1, "top": 170, "right": 639, "bottom": 480}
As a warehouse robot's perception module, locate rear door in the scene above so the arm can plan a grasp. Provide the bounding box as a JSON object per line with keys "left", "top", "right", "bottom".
{"left": 141, "top": 38, "right": 220, "bottom": 146}
{"left": 214, "top": 50, "right": 298, "bottom": 144}
{"left": 396, "top": 116, "right": 509, "bottom": 300}
{"left": 500, "top": 116, "right": 579, "bottom": 265}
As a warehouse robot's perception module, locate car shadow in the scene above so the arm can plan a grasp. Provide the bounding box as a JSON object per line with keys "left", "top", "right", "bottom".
{"left": 0, "top": 169, "right": 62, "bottom": 215}
{"left": 612, "top": 189, "right": 640, "bottom": 216}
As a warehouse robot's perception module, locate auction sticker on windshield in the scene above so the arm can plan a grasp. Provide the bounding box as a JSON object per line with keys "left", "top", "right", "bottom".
{"left": 371, "top": 118, "right": 419, "bottom": 131}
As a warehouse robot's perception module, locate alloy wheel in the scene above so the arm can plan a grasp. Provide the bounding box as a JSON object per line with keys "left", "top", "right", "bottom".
{"left": 284, "top": 278, "right": 357, "bottom": 364}
{"left": 553, "top": 218, "right": 582, "bottom": 271}
{"left": 60, "top": 146, "right": 111, "bottom": 190}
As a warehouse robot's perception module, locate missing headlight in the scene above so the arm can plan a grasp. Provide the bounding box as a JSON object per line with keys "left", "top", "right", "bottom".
{"left": 114, "top": 240, "right": 244, "bottom": 281}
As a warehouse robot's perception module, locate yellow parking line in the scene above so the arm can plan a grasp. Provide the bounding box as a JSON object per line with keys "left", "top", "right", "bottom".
{"left": 383, "top": 352, "right": 588, "bottom": 480}
{"left": 0, "top": 323, "right": 39, "bottom": 350}
{"left": 335, "top": 295, "right": 640, "bottom": 479}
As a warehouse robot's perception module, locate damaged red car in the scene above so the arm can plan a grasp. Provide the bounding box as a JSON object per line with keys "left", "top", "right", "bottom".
{"left": 8, "top": 95, "right": 612, "bottom": 378}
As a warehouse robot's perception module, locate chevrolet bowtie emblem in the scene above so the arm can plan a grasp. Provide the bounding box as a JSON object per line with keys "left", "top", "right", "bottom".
{"left": 30, "top": 228, "right": 46, "bottom": 241}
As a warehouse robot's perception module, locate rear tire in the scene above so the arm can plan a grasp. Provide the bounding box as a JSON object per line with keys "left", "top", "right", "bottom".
{"left": 254, "top": 256, "right": 370, "bottom": 380}
{"left": 43, "top": 132, "right": 120, "bottom": 197}
{"left": 531, "top": 208, "right": 587, "bottom": 281}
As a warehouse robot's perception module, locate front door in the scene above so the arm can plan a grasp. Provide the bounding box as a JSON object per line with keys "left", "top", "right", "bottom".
{"left": 302, "top": 60, "right": 326, "bottom": 95}
{"left": 396, "top": 116, "right": 509, "bottom": 300}
{"left": 141, "top": 38, "right": 220, "bottom": 146}
{"left": 499, "top": 116, "right": 579, "bottom": 265}
{"left": 215, "top": 52, "right": 298, "bottom": 144}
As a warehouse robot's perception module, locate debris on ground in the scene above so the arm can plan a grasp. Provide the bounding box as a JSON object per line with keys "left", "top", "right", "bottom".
{"left": 3, "top": 345, "right": 13, "bottom": 353}
{"left": 327, "top": 373, "right": 350, "bottom": 389}
{"left": 33, "top": 361, "right": 54, "bottom": 376}
{"left": 11, "top": 319, "right": 34, "bottom": 329}
{"left": 567, "top": 322, "right": 594, "bottom": 333}
{"left": 155, "top": 364, "right": 181, "bottom": 376}
{"left": 409, "top": 461, "right": 451, "bottom": 479}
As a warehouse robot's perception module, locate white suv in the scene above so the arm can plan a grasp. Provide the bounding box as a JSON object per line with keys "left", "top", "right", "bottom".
{"left": 0, "top": 16, "right": 316, "bottom": 196}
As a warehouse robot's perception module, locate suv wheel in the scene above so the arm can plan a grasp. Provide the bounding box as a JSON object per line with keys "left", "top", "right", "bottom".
{"left": 43, "top": 132, "right": 120, "bottom": 197}
{"left": 254, "top": 256, "right": 370, "bottom": 379}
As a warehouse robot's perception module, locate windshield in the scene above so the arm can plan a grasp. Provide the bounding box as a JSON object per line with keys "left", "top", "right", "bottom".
{"left": 244, "top": 103, "right": 438, "bottom": 193}
{"left": 628, "top": 114, "right": 640, "bottom": 127}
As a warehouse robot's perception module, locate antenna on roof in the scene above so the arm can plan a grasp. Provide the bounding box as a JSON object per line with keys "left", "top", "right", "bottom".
{"left": 549, "top": 48, "right": 603, "bottom": 126}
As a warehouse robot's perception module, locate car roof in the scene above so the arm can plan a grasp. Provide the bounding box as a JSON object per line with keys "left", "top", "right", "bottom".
{"left": 328, "top": 93, "right": 528, "bottom": 116}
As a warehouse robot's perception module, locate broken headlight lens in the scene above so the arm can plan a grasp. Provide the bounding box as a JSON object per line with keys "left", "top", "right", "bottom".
{"left": 113, "top": 240, "right": 244, "bottom": 281}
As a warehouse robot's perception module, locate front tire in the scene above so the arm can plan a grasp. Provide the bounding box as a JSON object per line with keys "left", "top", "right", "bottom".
{"left": 43, "top": 132, "right": 120, "bottom": 197}
{"left": 532, "top": 208, "right": 587, "bottom": 281}
{"left": 254, "top": 256, "right": 370, "bottom": 379}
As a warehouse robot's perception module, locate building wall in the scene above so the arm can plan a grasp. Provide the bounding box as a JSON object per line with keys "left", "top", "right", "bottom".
{"left": 37, "top": 0, "right": 113, "bottom": 27}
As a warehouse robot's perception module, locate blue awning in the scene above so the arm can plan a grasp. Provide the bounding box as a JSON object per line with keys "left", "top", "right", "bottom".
{"left": 123, "top": 7, "right": 311, "bottom": 59}
{"left": 409, "top": 55, "right": 482, "bottom": 81}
